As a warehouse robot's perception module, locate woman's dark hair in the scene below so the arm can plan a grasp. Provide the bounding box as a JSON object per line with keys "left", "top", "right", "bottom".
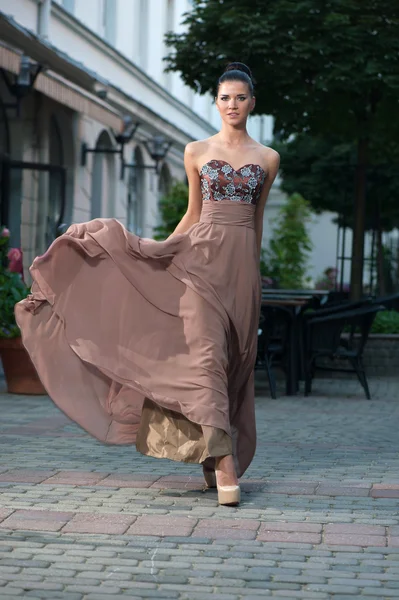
{"left": 217, "top": 62, "right": 255, "bottom": 96}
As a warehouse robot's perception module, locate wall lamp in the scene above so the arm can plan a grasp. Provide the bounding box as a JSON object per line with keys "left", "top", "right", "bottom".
{"left": 81, "top": 116, "right": 140, "bottom": 178}
{"left": 1, "top": 55, "right": 43, "bottom": 117}
{"left": 122, "top": 135, "right": 173, "bottom": 179}
{"left": 81, "top": 116, "right": 173, "bottom": 180}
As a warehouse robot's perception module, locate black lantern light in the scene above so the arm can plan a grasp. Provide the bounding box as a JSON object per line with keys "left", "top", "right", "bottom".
{"left": 121, "top": 133, "right": 173, "bottom": 179}
{"left": 143, "top": 135, "right": 173, "bottom": 174}
{"left": 1, "top": 55, "right": 43, "bottom": 116}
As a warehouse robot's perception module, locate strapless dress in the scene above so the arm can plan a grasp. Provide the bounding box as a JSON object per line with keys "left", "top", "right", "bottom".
{"left": 15, "top": 159, "right": 266, "bottom": 477}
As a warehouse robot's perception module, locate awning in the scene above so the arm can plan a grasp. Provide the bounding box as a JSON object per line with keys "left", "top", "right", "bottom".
{"left": 0, "top": 41, "right": 124, "bottom": 131}
{"left": 35, "top": 71, "right": 123, "bottom": 131}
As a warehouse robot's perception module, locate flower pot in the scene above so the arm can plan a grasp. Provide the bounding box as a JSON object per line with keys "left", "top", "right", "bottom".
{"left": 0, "top": 337, "right": 47, "bottom": 395}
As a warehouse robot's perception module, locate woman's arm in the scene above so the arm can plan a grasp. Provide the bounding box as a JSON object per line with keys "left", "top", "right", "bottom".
{"left": 254, "top": 149, "right": 280, "bottom": 259}
{"left": 168, "top": 143, "right": 203, "bottom": 238}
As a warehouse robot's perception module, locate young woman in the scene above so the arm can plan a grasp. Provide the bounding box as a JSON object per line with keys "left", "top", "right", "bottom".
{"left": 15, "top": 62, "right": 280, "bottom": 506}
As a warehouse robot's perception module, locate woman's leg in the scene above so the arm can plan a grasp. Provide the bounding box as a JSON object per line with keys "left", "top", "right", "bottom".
{"left": 215, "top": 454, "right": 238, "bottom": 486}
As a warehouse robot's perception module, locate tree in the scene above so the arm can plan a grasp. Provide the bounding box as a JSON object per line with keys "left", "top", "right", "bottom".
{"left": 273, "top": 135, "right": 399, "bottom": 232}
{"left": 263, "top": 193, "right": 313, "bottom": 289}
{"left": 153, "top": 181, "right": 188, "bottom": 240}
{"left": 274, "top": 134, "right": 399, "bottom": 293}
{"left": 165, "top": 0, "right": 399, "bottom": 298}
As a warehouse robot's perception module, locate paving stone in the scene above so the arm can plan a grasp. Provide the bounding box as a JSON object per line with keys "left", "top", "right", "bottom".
{"left": 23, "top": 593, "right": 83, "bottom": 600}
{"left": 192, "top": 527, "right": 257, "bottom": 540}
{"left": 0, "top": 470, "right": 56, "bottom": 484}
{"left": 316, "top": 485, "right": 370, "bottom": 497}
{"left": 126, "top": 515, "right": 196, "bottom": 536}
{"left": 324, "top": 534, "right": 387, "bottom": 546}
{"left": 42, "top": 471, "right": 107, "bottom": 485}
{"left": 96, "top": 474, "right": 160, "bottom": 488}
{"left": 259, "top": 522, "right": 322, "bottom": 533}
{"left": 62, "top": 513, "right": 136, "bottom": 534}
{"left": 257, "top": 529, "right": 321, "bottom": 544}
{"left": 0, "top": 510, "right": 74, "bottom": 532}
{"left": 324, "top": 524, "right": 386, "bottom": 535}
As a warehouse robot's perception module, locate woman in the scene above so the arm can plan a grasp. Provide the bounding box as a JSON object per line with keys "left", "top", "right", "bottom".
{"left": 15, "top": 62, "right": 280, "bottom": 506}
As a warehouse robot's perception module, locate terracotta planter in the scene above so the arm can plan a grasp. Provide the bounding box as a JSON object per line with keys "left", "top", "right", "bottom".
{"left": 0, "top": 337, "right": 47, "bottom": 395}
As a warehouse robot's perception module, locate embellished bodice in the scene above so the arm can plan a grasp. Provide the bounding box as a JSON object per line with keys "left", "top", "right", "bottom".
{"left": 200, "top": 160, "right": 266, "bottom": 205}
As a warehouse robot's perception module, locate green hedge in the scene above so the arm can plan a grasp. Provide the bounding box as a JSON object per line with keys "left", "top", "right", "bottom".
{"left": 370, "top": 310, "right": 399, "bottom": 334}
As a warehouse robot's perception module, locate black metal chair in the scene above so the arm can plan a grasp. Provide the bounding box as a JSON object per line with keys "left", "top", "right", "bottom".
{"left": 303, "top": 304, "right": 384, "bottom": 400}
{"left": 372, "top": 292, "right": 399, "bottom": 312}
{"left": 256, "top": 305, "right": 294, "bottom": 398}
{"left": 302, "top": 297, "right": 373, "bottom": 322}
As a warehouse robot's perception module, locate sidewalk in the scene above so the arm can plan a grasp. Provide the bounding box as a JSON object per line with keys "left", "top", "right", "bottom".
{"left": 0, "top": 375, "right": 398, "bottom": 599}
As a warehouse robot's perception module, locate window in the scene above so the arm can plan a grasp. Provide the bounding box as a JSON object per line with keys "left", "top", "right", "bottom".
{"left": 127, "top": 147, "right": 144, "bottom": 235}
{"left": 103, "top": 0, "right": 116, "bottom": 46}
{"left": 62, "top": 0, "right": 75, "bottom": 13}
{"left": 137, "top": 0, "right": 149, "bottom": 69}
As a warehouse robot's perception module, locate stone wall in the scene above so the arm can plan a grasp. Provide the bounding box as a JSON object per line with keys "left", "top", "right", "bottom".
{"left": 362, "top": 335, "right": 399, "bottom": 377}
{"left": 317, "top": 334, "right": 399, "bottom": 378}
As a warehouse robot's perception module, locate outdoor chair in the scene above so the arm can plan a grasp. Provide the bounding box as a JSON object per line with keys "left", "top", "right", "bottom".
{"left": 302, "top": 298, "right": 372, "bottom": 322}
{"left": 256, "top": 305, "right": 294, "bottom": 398}
{"left": 372, "top": 292, "right": 399, "bottom": 312}
{"left": 303, "top": 304, "right": 384, "bottom": 400}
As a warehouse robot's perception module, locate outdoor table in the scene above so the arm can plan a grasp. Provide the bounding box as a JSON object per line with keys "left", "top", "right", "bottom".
{"left": 262, "top": 288, "right": 329, "bottom": 297}
{"left": 260, "top": 296, "right": 312, "bottom": 395}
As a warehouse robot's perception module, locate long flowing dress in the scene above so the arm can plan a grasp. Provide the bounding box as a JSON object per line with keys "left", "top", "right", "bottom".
{"left": 15, "top": 159, "right": 265, "bottom": 478}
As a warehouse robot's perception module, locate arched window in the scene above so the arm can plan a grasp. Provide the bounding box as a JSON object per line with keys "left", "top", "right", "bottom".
{"left": 158, "top": 162, "right": 172, "bottom": 199}
{"left": 127, "top": 146, "right": 144, "bottom": 235}
{"left": 91, "top": 129, "right": 116, "bottom": 219}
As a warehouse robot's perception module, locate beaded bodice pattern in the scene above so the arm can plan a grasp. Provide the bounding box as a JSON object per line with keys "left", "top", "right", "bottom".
{"left": 200, "top": 160, "right": 266, "bottom": 206}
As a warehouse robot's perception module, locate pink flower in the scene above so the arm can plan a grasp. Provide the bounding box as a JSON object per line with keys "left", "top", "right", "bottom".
{"left": 7, "top": 247, "right": 24, "bottom": 280}
{"left": 7, "top": 248, "right": 21, "bottom": 262}
{"left": 1, "top": 227, "right": 10, "bottom": 237}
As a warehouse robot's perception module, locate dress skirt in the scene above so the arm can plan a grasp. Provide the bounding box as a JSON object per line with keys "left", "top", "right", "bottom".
{"left": 15, "top": 201, "right": 260, "bottom": 478}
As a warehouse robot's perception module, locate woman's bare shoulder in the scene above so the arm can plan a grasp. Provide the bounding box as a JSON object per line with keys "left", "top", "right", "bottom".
{"left": 185, "top": 137, "right": 215, "bottom": 157}
{"left": 251, "top": 140, "right": 279, "bottom": 161}
{"left": 254, "top": 143, "right": 280, "bottom": 176}
{"left": 185, "top": 138, "right": 217, "bottom": 172}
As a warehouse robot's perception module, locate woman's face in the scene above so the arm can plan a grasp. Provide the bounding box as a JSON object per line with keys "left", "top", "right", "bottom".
{"left": 215, "top": 81, "right": 255, "bottom": 126}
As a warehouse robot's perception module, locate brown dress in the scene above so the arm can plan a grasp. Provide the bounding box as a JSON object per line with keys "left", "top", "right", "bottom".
{"left": 15, "top": 159, "right": 265, "bottom": 478}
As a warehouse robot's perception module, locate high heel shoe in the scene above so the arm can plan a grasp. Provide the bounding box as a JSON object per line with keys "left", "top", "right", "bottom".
{"left": 215, "top": 470, "right": 240, "bottom": 506}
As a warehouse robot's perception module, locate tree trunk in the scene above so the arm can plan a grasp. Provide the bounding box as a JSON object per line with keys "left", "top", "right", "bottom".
{"left": 376, "top": 226, "right": 385, "bottom": 296}
{"left": 350, "top": 137, "right": 368, "bottom": 300}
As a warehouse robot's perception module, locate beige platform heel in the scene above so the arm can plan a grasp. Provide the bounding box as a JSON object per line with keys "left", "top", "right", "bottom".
{"left": 215, "top": 469, "right": 240, "bottom": 506}
{"left": 203, "top": 457, "right": 240, "bottom": 506}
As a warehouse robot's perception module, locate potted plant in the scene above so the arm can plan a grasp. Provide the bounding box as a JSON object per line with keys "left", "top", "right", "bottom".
{"left": 0, "top": 226, "right": 46, "bottom": 394}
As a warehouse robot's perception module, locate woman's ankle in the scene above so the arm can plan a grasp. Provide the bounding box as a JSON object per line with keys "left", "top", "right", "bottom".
{"left": 215, "top": 454, "right": 238, "bottom": 486}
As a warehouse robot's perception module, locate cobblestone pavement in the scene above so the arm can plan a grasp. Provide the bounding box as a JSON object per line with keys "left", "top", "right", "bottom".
{"left": 0, "top": 374, "right": 398, "bottom": 599}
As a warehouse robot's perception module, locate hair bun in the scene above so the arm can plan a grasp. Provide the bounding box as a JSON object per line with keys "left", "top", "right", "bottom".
{"left": 224, "top": 62, "right": 254, "bottom": 82}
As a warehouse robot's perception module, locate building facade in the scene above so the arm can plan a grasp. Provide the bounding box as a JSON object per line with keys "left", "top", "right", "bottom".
{"left": 0, "top": 0, "right": 338, "bottom": 283}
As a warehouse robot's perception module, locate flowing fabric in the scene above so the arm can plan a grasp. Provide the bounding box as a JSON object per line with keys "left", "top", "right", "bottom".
{"left": 15, "top": 160, "right": 265, "bottom": 478}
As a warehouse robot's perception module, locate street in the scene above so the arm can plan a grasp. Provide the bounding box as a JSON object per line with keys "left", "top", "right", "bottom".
{"left": 0, "top": 375, "right": 399, "bottom": 599}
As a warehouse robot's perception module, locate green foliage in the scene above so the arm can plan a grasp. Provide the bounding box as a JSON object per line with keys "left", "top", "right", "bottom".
{"left": 0, "top": 227, "right": 29, "bottom": 339}
{"left": 259, "top": 247, "right": 269, "bottom": 277}
{"left": 263, "top": 193, "right": 313, "bottom": 289}
{"left": 165, "top": 0, "right": 399, "bottom": 142}
{"left": 273, "top": 134, "right": 399, "bottom": 231}
{"left": 153, "top": 181, "right": 188, "bottom": 240}
{"left": 370, "top": 310, "right": 399, "bottom": 334}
